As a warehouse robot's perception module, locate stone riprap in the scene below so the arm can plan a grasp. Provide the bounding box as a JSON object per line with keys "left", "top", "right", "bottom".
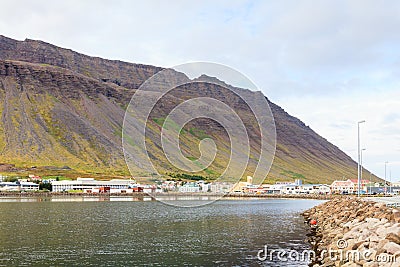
{"left": 302, "top": 197, "right": 400, "bottom": 267}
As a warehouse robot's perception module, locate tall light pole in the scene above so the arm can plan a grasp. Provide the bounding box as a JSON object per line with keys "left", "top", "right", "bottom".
{"left": 384, "top": 161, "right": 388, "bottom": 196}
{"left": 360, "top": 148, "right": 366, "bottom": 194}
{"left": 357, "top": 120, "right": 365, "bottom": 197}
{"left": 390, "top": 168, "right": 392, "bottom": 195}
{"left": 369, "top": 171, "right": 372, "bottom": 195}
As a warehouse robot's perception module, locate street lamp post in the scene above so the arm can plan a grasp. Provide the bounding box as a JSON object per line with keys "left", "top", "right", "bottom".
{"left": 384, "top": 161, "right": 388, "bottom": 196}
{"left": 360, "top": 148, "right": 366, "bottom": 194}
{"left": 369, "top": 171, "right": 372, "bottom": 195}
{"left": 390, "top": 169, "right": 392, "bottom": 195}
{"left": 357, "top": 120, "right": 365, "bottom": 197}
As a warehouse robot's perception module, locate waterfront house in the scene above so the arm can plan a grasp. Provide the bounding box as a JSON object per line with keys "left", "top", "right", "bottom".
{"left": 160, "top": 181, "right": 177, "bottom": 192}
{"left": 197, "top": 181, "right": 211, "bottom": 192}
{"left": 273, "top": 179, "right": 302, "bottom": 194}
{"left": 267, "top": 183, "right": 286, "bottom": 194}
{"left": 143, "top": 185, "right": 162, "bottom": 194}
{"left": 246, "top": 185, "right": 268, "bottom": 194}
{"left": 349, "top": 179, "right": 370, "bottom": 193}
{"left": 330, "top": 179, "right": 355, "bottom": 194}
{"left": 269, "top": 184, "right": 283, "bottom": 194}
{"left": 178, "top": 182, "right": 200, "bottom": 193}
{"left": 300, "top": 184, "right": 331, "bottom": 194}
{"left": 210, "top": 182, "right": 234, "bottom": 193}
{"left": 253, "top": 179, "right": 330, "bottom": 195}
{"left": 231, "top": 176, "right": 254, "bottom": 192}
{"left": 392, "top": 181, "right": 400, "bottom": 187}
{"left": 312, "top": 184, "right": 331, "bottom": 194}
{"left": 282, "top": 184, "right": 300, "bottom": 194}
{"left": 0, "top": 181, "right": 39, "bottom": 191}
{"left": 28, "top": 174, "right": 42, "bottom": 181}
{"left": 51, "top": 178, "right": 139, "bottom": 193}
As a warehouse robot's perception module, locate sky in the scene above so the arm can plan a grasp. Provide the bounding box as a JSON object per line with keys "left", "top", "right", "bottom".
{"left": 1, "top": 0, "right": 399, "bottom": 182}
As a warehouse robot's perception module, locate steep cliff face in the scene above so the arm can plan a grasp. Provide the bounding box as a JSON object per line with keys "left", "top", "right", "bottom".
{"left": 0, "top": 60, "right": 129, "bottom": 175}
{"left": 0, "top": 35, "right": 162, "bottom": 90}
{"left": 0, "top": 36, "right": 372, "bottom": 182}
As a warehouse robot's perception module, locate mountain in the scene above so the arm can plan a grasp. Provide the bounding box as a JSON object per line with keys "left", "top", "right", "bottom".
{"left": 0, "top": 35, "right": 377, "bottom": 183}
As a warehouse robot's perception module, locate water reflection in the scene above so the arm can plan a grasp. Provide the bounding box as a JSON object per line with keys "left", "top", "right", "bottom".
{"left": 0, "top": 196, "right": 154, "bottom": 202}
{"left": 0, "top": 198, "right": 323, "bottom": 266}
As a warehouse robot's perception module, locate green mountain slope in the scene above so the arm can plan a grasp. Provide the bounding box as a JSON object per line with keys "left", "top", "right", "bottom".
{"left": 0, "top": 36, "right": 377, "bottom": 183}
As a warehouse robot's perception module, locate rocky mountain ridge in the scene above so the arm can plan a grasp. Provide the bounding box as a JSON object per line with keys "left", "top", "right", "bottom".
{"left": 0, "top": 35, "right": 376, "bottom": 183}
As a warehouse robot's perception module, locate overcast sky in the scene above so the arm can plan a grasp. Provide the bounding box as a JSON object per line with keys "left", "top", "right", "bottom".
{"left": 1, "top": 0, "right": 399, "bottom": 182}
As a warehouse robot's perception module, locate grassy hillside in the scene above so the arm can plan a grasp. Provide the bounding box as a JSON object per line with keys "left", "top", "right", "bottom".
{"left": 0, "top": 36, "right": 379, "bottom": 183}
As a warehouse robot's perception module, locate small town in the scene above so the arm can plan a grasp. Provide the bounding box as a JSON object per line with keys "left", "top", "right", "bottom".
{"left": 1, "top": 174, "right": 399, "bottom": 196}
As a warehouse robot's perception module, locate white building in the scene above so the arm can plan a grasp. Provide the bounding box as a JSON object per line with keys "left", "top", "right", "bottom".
{"left": 281, "top": 184, "right": 331, "bottom": 195}
{"left": 392, "top": 181, "right": 400, "bottom": 187}
{"left": 196, "top": 181, "right": 211, "bottom": 193}
{"left": 210, "top": 182, "right": 234, "bottom": 193}
{"left": 22, "top": 182, "right": 39, "bottom": 191}
{"left": 282, "top": 184, "right": 300, "bottom": 194}
{"left": 231, "top": 176, "right": 254, "bottom": 192}
{"left": 312, "top": 184, "right": 331, "bottom": 194}
{"left": 51, "top": 178, "right": 137, "bottom": 192}
{"left": 0, "top": 181, "right": 39, "bottom": 191}
{"left": 161, "top": 181, "right": 177, "bottom": 192}
{"left": 142, "top": 185, "right": 162, "bottom": 194}
{"left": 330, "top": 179, "right": 355, "bottom": 194}
{"left": 178, "top": 182, "right": 200, "bottom": 193}
{"left": 267, "top": 183, "right": 286, "bottom": 194}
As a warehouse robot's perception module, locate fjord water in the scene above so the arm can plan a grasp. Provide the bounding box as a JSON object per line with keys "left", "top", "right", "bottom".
{"left": 0, "top": 198, "right": 323, "bottom": 266}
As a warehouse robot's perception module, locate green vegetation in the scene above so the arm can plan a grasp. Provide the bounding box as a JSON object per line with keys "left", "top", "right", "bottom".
{"left": 152, "top": 117, "right": 165, "bottom": 126}
{"left": 153, "top": 117, "right": 183, "bottom": 134}
{"left": 39, "top": 182, "right": 52, "bottom": 191}
{"left": 204, "top": 168, "right": 215, "bottom": 175}
{"left": 280, "top": 170, "right": 306, "bottom": 180}
{"left": 188, "top": 127, "right": 209, "bottom": 139}
{"left": 67, "top": 189, "right": 83, "bottom": 193}
{"left": 153, "top": 118, "right": 211, "bottom": 140}
{"left": 2, "top": 176, "right": 19, "bottom": 182}
{"left": 113, "top": 127, "right": 122, "bottom": 138}
{"left": 167, "top": 172, "right": 210, "bottom": 181}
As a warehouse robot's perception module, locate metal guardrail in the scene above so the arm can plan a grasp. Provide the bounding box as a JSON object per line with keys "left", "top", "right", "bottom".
{"left": 364, "top": 196, "right": 400, "bottom": 208}
{"left": 386, "top": 202, "right": 400, "bottom": 208}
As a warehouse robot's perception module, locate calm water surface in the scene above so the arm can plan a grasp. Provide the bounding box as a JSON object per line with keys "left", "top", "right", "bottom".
{"left": 0, "top": 198, "right": 323, "bottom": 266}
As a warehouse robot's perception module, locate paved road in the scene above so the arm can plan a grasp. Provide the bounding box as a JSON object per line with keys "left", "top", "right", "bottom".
{"left": 364, "top": 196, "right": 400, "bottom": 208}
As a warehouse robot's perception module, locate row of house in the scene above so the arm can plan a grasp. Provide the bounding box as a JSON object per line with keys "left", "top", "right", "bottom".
{"left": 240, "top": 178, "right": 399, "bottom": 195}
{"left": 330, "top": 179, "right": 371, "bottom": 194}
{"left": 51, "top": 178, "right": 235, "bottom": 194}
{"left": 0, "top": 181, "right": 39, "bottom": 191}
{"left": 330, "top": 179, "right": 400, "bottom": 195}
{"left": 36, "top": 175, "right": 400, "bottom": 195}
{"left": 232, "top": 177, "right": 331, "bottom": 195}
{"left": 2, "top": 174, "right": 399, "bottom": 195}
{"left": 176, "top": 177, "right": 332, "bottom": 195}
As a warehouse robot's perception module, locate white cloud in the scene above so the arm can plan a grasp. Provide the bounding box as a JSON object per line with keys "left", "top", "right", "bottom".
{"left": 279, "top": 87, "right": 400, "bottom": 181}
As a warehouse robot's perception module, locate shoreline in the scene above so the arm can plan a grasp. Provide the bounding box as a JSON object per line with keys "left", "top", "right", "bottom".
{"left": 0, "top": 191, "right": 338, "bottom": 200}
{"left": 302, "top": 197, "right": 400, "bottom": 266}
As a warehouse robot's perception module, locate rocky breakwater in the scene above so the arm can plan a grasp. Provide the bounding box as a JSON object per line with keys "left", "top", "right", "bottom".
{"left": 302, "top": 197, "right": 400, "bottom": 267}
